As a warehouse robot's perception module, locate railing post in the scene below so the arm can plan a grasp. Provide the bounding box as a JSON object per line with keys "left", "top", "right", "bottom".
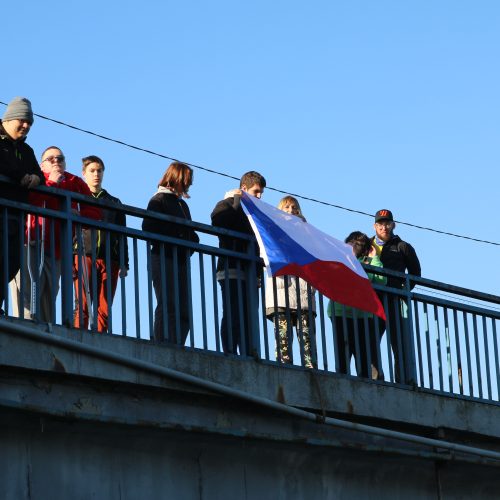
{"left": 245, "top": 238, "right": 260, "bottom": 359}
{"left": 60, "top": 193, "right": 74, "bottom": 328}
{"left": 404, "top": 274, "right": 417, "bottom": 385}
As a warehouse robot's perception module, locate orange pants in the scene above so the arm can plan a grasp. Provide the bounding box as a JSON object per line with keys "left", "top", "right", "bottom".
{"left": 73, "top": 256, "right": 119, "bottom": 332}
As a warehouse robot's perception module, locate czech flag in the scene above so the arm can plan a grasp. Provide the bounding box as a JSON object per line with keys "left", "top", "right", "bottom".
{"left": 240, "top": 193, "right": 386, "bottom": 320}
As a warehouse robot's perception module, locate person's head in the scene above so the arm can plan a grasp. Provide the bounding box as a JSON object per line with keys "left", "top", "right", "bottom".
{"left": 158, "top": 161, "right": 193, "bottom": 198}
{"left": 278, "top": 195, "right": 304, "bottom": 220}
{"left": 345, "top": 231, "right": 371, "bottom": 259}
{"left": 1, "top": 97, "right": 34, "bottom": 141}
{"left": 374, "top": 209, "right": 395, "bottom": 242}
{"left": 240, "top": 171, "right": 266, "bottom": 199}
{"left": 40, "top": 146, "right": 66, "bottom": 175}
{"left": 82, "top": 155, "right": 105, "bottom": 193}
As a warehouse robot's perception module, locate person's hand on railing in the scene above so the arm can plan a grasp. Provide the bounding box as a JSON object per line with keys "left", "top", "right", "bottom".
{"left": 20, "top": 173, "right": 41, "bottom": 189}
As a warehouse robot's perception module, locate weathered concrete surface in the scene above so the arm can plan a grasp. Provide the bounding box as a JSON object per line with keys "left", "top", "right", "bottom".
{"left": 0, "top": 318, "right": 498, "bottom": 440}
{"left": 1, "top": 318, "right": 500, "bottom": 499}
{"left": 1, "top": 407, "right": 499, "bottom": 500}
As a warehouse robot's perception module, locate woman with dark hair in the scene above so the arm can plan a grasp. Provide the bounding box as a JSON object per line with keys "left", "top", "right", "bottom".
{"left": 327, "top": 231, "right": 386, "bottom": 378}
{"left": 142, "top": 162, "right": 199, "bottom": 344}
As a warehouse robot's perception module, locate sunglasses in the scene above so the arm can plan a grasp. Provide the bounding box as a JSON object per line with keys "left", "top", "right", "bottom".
{"left": 42, "top": 155, "right": 65, "bottom": 163}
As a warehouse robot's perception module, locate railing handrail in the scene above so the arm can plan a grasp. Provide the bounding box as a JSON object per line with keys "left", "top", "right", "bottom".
{"left": 2, "top": 173, "right": 500, "bottom": 306}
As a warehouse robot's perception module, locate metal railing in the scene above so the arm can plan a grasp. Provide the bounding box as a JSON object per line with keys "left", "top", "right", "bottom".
{"left": 0, "top": 182, "right": 499, "bottom": 404}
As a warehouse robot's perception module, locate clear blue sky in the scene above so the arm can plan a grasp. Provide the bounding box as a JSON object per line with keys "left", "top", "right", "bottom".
{"left": 4, "top": 1, "right": 500, "bottom": 295}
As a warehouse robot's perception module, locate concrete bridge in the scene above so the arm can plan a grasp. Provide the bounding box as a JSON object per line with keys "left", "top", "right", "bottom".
{"left": 1, "top": 318, "right": 499, "bottom": 499}
{"left": 1, "top": 184, "right": 499, "bottom": 499}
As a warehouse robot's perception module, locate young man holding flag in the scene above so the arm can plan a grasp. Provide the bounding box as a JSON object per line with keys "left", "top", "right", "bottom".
{"left": 211, "top": 171, "right": 266, "bottom": 356}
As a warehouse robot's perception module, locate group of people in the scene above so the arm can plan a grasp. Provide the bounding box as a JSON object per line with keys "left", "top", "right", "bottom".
{"left": 209, "top": 171, "right": 421, "bottom": 382}
{"left": 0, "top": 97, "right": 128, "bottom": 332}
{"left": 0, "top": 96, "right": 422, "bottom": 383}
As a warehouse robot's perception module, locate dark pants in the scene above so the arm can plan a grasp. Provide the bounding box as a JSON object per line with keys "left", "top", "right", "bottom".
{"left": 379, "top": 295, "right": 414, "bottom": 384}
{"left": 151, "top": 253, "right": 190, "bottom": 345}
{"left": 0, "top": 218, "right": 21, "bottom": 312}
{"left": 334, "top": 315, "right": 382, "bottom": 378}
{"left": 219, "top": 279, "right": 256, "bottom": 356}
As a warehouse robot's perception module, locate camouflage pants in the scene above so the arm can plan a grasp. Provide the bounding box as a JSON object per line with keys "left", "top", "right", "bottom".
{"left": 274, "top": 312, "right": 316, "bottom": 369}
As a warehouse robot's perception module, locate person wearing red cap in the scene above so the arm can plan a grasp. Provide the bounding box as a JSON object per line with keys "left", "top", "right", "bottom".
{"left": 371, "top": 209, "right": 421, "bottom": 384}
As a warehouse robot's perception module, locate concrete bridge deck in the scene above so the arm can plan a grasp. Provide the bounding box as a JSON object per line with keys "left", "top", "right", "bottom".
{"left": 1, "top": 318, "right": 499, "bottom": 499}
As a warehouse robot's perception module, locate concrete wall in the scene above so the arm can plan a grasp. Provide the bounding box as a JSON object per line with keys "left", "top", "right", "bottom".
{"left": 1, "top": 319, "right": 500, "bottom": 499}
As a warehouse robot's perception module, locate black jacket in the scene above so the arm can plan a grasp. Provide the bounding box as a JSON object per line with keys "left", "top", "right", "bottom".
{"left": 76, "top": 189, "right": 129, "bottom": 268}
{"left": 374, "top": 235, "right": 421, "bottom": 289}
{"left": 0, "top": 123, "right": 45, "bottom": 205}
{"left": 142, "top": 190, "right": 199, "bottom": 257}
{"left": 211, "top": 194, "right": 260, "bottom": 275}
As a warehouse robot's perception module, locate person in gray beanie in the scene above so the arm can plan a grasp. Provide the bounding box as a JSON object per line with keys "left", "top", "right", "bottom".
{"left": 0, "top": 96, "right": 45, "bottom": 314}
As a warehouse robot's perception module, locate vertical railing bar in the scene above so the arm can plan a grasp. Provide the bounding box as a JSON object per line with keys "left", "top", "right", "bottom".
{"left": 491, "top": 318, "right": 500, "bottom": 402}
{"left": 159, "top": 243, "right": 168, "bottom": 342}
{"left": 363, "top": 312, "right": 371, "bottom": 378}
{"left": 49, "top": 215, "right": 56, "bottom": 323}
{"left": 393, "top": 295, "right": 404, "bottom": 383}
{"left": 443, "top": 307, "right": 453, "bottom": 394}
{"left": 318, "top": 293, "right": 328, "bottom": 372}
{"left": 105, "top": 230, "right": 113, "bottom": 334}
{"left": 283, "top": 277, "right": 293, "bottom": 365}
{"left": 186, "top": 249, "right": 194, "bottom": 349}
{"left": 373, "top": 309, "right": 383, "bottom": 381}
{"left": 463, "top": 311, "right": 473, "bottom": 397}
{"left": 172, "top": 246, "right": 181, "bottom": 345}
{"left": 483, "top": 315, "right": 492, "bottom": 401}
{"left": 18, "top": 210, "right": 26, "bottom": 320}
{"left": 434, "top": 304, "right": 444, "bottom": 392}
{"left": 295, "top": 277, "right": 305, "bottom": 367}
{"left": 413, "top": 300, "right": 423, "bottom": 387}
{"left": 235, "top": 259, "right": 246, "bottom": 356}
{"left": 119, "top": 234, "right": 127, "bottom": 336}
{"left": 146, "top": 243, "right": 154, "bottom": 340}
{"left": 383, "top": 292, "right": 394, "bottom": 383}
{"left": 2, "top": 208, "right": 9, "bottom": 315}
{"left": 90, "top": 229, "right": 98, "bottom": 331}
{"left": 306, "top": 283, "right": 316, "bottom": 369}
{"left": 472, "top": 314, "right": 482, "bottom": 399}
{"left": 198, "top": 252, "right": 208, "bottom": 350}
{"left": 452, "top": 308, "right": 463, "bottom": 395}
{"left": 352, "top": 308, "right": 361, "bottom": 376}
{"left": 211, "top": 255, "right": 221, "bottom": 353}
{"left": 133, "top": 238, "right": 141, "bottom": 339}
{"left": 423, "top": 303, "right": 433, "bottom": 389}
{"left": 341, "top": 306, "right": 350, "bottom": 375}
{"left": 272, "top": 275, "right": 280, "bottom": 364}
{"left": 260, "top": 270, "right": 270, "bottom": 361}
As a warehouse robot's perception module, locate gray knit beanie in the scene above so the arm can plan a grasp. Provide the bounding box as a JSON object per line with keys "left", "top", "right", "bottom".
{"left": 2, "top": 97, "right": 34, "bottom": 123}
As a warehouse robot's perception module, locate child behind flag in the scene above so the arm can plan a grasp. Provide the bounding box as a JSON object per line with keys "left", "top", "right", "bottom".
{"left": 265, "top": 196, "right": 317, "bottom": 369}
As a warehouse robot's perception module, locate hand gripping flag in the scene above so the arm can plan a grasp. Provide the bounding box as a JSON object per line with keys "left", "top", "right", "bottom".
{"left": 240, "top": 193, "right": 386, "bottom": 320}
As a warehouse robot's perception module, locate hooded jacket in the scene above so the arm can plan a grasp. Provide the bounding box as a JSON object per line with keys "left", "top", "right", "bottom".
{"left": 75, "top": 189, "right": 129, "bottom": 268}
{"left": 372, "top": 234, "right": 421, "bottom": 289}
{"left": 211, "top": 189, "right": 261, "bottom": 280}
{"left": 0, "top": 122, "right": 45, "bottom": 206}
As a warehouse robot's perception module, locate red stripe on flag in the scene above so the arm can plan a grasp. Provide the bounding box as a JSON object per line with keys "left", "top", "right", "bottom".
{"left": 277, "top": 261, "right": 386, "bottom": 320}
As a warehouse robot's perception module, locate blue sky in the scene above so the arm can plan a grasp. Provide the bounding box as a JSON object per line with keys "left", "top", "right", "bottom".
{"left": 4, "top": 1, "right": 500, "bottom": 295}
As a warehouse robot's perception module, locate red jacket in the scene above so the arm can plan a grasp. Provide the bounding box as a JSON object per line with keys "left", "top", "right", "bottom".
{"left": 27, "top": 171, "right": 102, "bottom": 258}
